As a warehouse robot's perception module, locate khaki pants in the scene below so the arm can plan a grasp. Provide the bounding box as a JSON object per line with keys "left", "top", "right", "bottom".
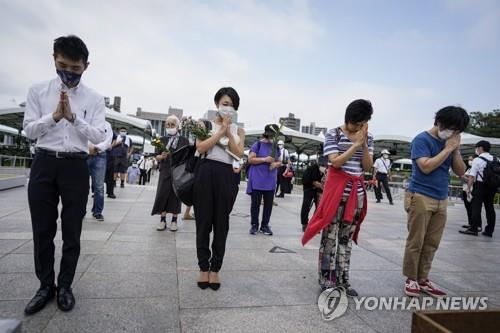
{"left": 403, "top": 191, "right": 447, "bottom": 280}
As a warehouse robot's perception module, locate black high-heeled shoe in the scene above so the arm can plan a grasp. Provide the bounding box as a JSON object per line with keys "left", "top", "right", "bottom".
{"left": 197, "top": 271, "right": 209, "bottom": 289}
{"left": 209, "top": 272, "right": 221, "bottom": 290}
{"left": 197, "top": 281, "right": 210, "bottom": 289}
{"left": 209, "top": 282, "right": 221, "bottom": 290}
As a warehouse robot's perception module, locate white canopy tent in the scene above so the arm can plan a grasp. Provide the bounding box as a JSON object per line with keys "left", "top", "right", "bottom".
{"left": 244, "top": 126, "right": 323, "bottom": 156}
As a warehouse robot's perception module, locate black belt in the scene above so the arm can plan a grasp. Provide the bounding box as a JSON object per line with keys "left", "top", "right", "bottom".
{"left": 36, "top": 148, "right": 88, "bottom": 160}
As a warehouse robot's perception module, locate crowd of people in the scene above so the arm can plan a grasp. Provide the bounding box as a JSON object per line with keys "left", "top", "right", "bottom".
{"left": 20, "top": 34, "right": 498, "bottom": 317}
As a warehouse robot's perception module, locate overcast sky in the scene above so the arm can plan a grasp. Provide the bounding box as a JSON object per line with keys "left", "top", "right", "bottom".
{"left": 1, "top": 0, "right": 499, "bottom": 135}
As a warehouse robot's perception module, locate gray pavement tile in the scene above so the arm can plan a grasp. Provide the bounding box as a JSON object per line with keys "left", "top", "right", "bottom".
{"left": 100, "top": 239, "right": 175, "bottom": 255}
{"left": 0, "top": 232, "right": 33, "bottom": 240}
{"left": 352, "top": 308, "right": 413, "bottom": 333}
{"left": 1, "top": 177, "right": 499, "bottom": 333}
{"left": 0, "top": 253, "right": 95, "bottom": 274}
{"left": 430, "top": 272, "right": 500, "bottom": 293}
{"left": 0, "top": 239, "right": 29, "bottom": 255}
{"left": 13, "top": 240, "right": 106, "bottom": 255}
{"left": 0, "top": 273, "right": 82, "bottom": 300}
{"left": 180, "top": 306, "right": 376, "bottom": 333}
{"left": 178, "top": 270, "right": 319, "bottom": 309}
{"left": 87, "top": 254, "right": 176, "bottom": 274}
{"left": 174, "top": 232, "right": 276, "bottom": 250}
{"left": 176, "top": 248, "right": 317, "bottom": 272}
{"left": 0, "top": 300, "right": 57, "bottom": 333}
{"left": 42, "top": 298, "right": 180, "bottom": 333}
{"left": 74, "top": 272, "right": 177, "bottom": 299}
{"left": 108, "top": 232, "right": 169, "bottom": 242}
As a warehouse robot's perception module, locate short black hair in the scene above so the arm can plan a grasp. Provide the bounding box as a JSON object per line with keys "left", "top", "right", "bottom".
{"left": 345, "top": 99, "right": 373, "bottom": 124}
{"left": 119, "top": 127, "right": 127, "bottom": 131}
{"left": 434, "top": 106, "right": 469, "bottom": 132}
{"left": 214, "top": 87, "right": 240, "bottom": 110}
{"left": 53, "top": 35, "right": 89, "bottom": 64}
{"left": 476, "top": 140, "right": 491, "bottom": 152}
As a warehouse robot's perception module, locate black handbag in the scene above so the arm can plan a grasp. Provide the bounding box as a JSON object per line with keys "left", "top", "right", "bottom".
{"left": 171, "top": 145, "right": 202, "bottom": 206}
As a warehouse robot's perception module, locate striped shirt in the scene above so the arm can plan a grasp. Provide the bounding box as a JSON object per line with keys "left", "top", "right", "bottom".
{"left": 324, "top": 127, "right": 374, "bottom": 194}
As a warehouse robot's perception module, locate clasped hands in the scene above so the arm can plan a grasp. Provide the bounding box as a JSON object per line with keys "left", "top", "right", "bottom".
{"left": 52, "top": 90, "right": 75, "bottom": 123}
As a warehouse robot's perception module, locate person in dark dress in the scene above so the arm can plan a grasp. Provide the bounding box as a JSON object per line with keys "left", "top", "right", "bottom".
{"left": 151, "top": 115, "right": 189, "bottom": 232}
{"left": 280, "top": 162, "right": 294, "bottom": 195}
{"left": 300, "top": 155, "right": 327, "bottom": 231}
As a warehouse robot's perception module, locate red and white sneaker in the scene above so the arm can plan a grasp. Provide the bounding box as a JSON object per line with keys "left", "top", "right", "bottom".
{"left": 404, "top": 278, "right": 421, "bottom": 297}
{"left": 419, "top": 279, "right": 446, "bottom": 298}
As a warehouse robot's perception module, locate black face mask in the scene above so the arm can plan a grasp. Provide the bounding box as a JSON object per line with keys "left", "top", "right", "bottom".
{"left": 56, "top": 69, "right": 82, "bottom": 87}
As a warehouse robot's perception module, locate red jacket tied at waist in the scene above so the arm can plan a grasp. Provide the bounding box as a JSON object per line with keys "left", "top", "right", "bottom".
{"left": 301, "top": 167, "right": 368, "bottom": 246}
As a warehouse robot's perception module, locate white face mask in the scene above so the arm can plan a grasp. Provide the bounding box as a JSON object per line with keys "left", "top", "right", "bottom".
{"left": 437, "top": 129, "right": 454, "bottom": 140}
{"left": 319, "top": 166, "right": 327, "bottom": 174}
{"left": 166, "top": 128, "right": 177, "bottom": 136}
{"left": 383, "top": 154, "right": 389, "bottom": 159}
{"left": 278, "top": 144, "right": 284, "bottom": 149}
{"left": 218, "top": 105, "right": 237, "bottom": 122}
{"left": 119, "top": 131, "right": 127, "bottom": 136}
{"left": 468, "top": 160, "right": 473, "bottom": 167}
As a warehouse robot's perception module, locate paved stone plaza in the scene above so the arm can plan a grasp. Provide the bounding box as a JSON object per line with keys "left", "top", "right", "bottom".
{"left": 0, "top": 177, "right": 499, "bottom": 333}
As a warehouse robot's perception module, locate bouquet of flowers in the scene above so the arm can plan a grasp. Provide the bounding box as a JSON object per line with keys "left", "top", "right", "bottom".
{"left": 188, "top": 122, "right": 212, "bottom": 141}
{"left": 151, "top": 136, "right": 171, "bottom": 154}
{"left": 182, "top": 119, "right": 240, "bottom": 160}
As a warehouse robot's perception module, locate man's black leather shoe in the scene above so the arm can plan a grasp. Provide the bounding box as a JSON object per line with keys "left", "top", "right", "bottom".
{"left": 57, "top": 287, "right": 75, "bottom": 312}
{"left": 24, "top": 285, "right": 56, "bottom": 315}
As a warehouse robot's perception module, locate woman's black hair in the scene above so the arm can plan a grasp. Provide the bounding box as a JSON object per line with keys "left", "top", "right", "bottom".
{"left": 345, "top": 99, "right": 373, "bottom": 124}
{"left": 214, "top": 87, "right": 240, "bottom": 110}
{"left": 53, "top": 35, "right": 89, "bottom": 63}
{"left": 434, "top": 106, "right": 470, "bottom": 132}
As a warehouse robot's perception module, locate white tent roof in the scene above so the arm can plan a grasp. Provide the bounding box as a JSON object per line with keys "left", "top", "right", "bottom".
{"left": 245, "top": 126, "right": 323, "bottom": 155}
{"left": 0, "top": 124, "right": 19, "bottom": 135}
{"left": 373, "top": 133, "right": 500, "bottom": 145}
{"left": 0, "top": 107, "right": 152, "bottom": 138}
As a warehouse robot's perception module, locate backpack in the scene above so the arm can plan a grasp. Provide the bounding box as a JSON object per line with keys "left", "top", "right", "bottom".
{"left": 478, "top": 156, "right": 500, "bottom": 190}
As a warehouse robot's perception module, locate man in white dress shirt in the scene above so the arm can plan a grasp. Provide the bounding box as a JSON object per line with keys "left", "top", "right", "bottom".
{"left": 460, "top": 140, "right": 497, "bottom": 237}
{"left": 88, "top": 121, "right": 113, "bottom": 221}
{"left": 373, "top": 149, "right": 394, "bottom": 205}
{"left": 22, "top": 35, "right": 105, "bottom": 314}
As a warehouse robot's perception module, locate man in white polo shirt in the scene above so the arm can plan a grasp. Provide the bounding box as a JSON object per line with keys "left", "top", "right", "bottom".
{"left": 373, "top": 149, "right": 393, "bottom": 205}
{"left": 460, "top": 140, "right": 497, "bottom": 237}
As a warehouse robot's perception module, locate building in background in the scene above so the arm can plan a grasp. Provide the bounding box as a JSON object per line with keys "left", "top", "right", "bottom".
{"left": 279, "top": 113, "right": 301, "bottom": 131}
{"left": 302, "top": 122, "right": 328, "bottom": 136}
{"left": 167, "top": 107, "right": 183, "bottom": 120}
{"left": 136, "top": 106, "right": 183, "bottom": 136}
{"left": 104, "top": 96, "right": 121, "bottom": 112}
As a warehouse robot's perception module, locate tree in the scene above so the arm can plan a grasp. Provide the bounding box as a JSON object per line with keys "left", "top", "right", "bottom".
{"left": 468, "top": 109, "right": 500, "bottom": 138}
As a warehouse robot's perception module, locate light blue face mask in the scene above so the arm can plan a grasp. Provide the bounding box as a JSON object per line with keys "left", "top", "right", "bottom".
{"left": 57, "top": 69, "right": 82, "bottom": 87}
{"left": 218, "top": 105, "right": 238, "bottom": 123}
